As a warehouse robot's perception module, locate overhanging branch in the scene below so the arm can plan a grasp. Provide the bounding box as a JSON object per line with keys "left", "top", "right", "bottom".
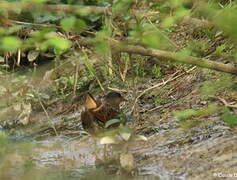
{"left": 77, "top": 37, "right": 237, "bottom": 75}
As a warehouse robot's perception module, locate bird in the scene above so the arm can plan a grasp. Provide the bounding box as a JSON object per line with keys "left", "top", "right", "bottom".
{"left": 81, "top": 92, "right": 126, "bottom": 136}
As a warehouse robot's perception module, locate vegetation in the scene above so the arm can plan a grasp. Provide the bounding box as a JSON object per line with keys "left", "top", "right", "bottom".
{"left": 0, "top": 0, "right": 237, "bottom": 179}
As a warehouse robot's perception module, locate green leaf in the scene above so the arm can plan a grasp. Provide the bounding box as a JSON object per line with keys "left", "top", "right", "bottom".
{"left": 1, "top": 36, "right": 22, "bottom": 52}
{"left": 60, "top": 16, "right": 76, "bottom": 32}
{"left": 105, "top": 119, "right": 121, "bottom": 128}
{"left": 130, "top": 23, "right": 169, "bottom": 49}
{"left": 112, "top": 0, "right": 135, "bottom": 14}
{"left": 215, "top": 7, "right": 237, "bottom": 40}
{"left": 178, "top": 119, "right": 201, "bottom": 130}
{"left": 60, "top": 17, "right": 86, "bottom": 33}
{"left": 74, "top": 19, "right": 87, "bottom": 32}
{"left": 201, "top": 75, "right": 234, "bottom": 97}
{"left": 142, "top": 32, "right": 161, "bottom": 48}
{"left": 233, "top": 52, "right": 237, "bottom": 59}
{"left": 174, "top": 104, "right": 220, "bottom": 120}
{"left": 215, "top": 44, "right": 226, "bottom": 54}
{"left": 76, "top": 7, "right": 91, "bottom": 16}
{"left": 0, "top": 28, "right": 6, "bottom": 35}
{"left": 22, "top": 0, "right": 47, "bottom": 3}
{"left": 176, "top": 48, "right": 191, "bottom": 61}
{"left": 41, "top": 37, "right": 71, "bottom": 54}
{"left": 94, "top": 43, "right": 110, "bottom": 56}
{"left": 0, "top": 133, "right": 8, "bottom": 146}
{"left": 162, "top": 16, "right": 175, "bottom": 28}
{"left": 7, "top": 25, "right": 23, "bottom": 34}
{"left": 174, "top": 109, "right": 196, "bottom": 119}
{"left": 223, "top": 111, "right": 237, "bottom": 127}
{"left": 175, "top": 8, "right": 190, "bottom": 18}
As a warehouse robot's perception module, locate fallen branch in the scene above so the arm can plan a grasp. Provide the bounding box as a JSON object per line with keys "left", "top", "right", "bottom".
{"left": 217, "top": 97, "right": 237, "bottom": 108}
{"left": 77, "top": 37, "right": 237, "bottom": 75}
{"left": 0, "top": 1, "right": 107, "bottom": 15}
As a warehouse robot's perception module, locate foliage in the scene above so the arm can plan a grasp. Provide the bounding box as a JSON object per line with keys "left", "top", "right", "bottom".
{"left": 134, "top": 59, "right": 146, "bottom": 77}
{"left": 151, "top": 64, "right": 162, "bottom": 78}
{"left": 174, "top": 104, "right": 220, "bottom": 120}
{"left": 222, "top": 108, "right": 237, "bottom": 127}
{"left": 0, "top": 0, "right": 235, "bottom": 125}
{"left": 0, "top": 36, "right": 22, "bottom": 52}
{"left": 186, "top": 41, "right": 208, "bottom": 57}
{"left": 105, "top": 111, "right": 133, "bottom": 128}
{"left": 200, "top": 75, "right": 235, "bottom": 97}
{"left": 129, "top": 23, "right": 171, "bottom": 49}
{"left": 0, "top": 0, "right": 236, "bottom": 73}
{"left": 210, "top": 5, "right": 237, "bottom": 39}
{"left": 0, "top": 0, "right": 237, "bottom": 178}
{"left": 60, "top": 16, "right": 87, "bottom": 32}
{"left": 105, "top": 118, "right": 121, "bottom": 128}
{"left": 177, "top": 119, "right": 201, "bottom": 130}
{"left": 0, "top": 0, "right": 236, "bottom": 121}
{"left": 0, "top": 133, "right": 9, "bottom": 158}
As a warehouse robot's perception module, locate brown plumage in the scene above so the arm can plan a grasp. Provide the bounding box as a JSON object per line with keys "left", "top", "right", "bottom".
{"left": 81, "top": 92, "right": 126, "bottom": 136}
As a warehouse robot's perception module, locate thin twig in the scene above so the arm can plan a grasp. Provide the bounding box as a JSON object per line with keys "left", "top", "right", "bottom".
{"left": 73, "top": 64, "right": 79, "bottom": 95}
{"left": 10, "top": 19, "right": 95, "bottom": 36}
{"left": 81, "top": 47, "right": 105, "bottom": 91}
{"left": 38, "top": 98, "right": 59, "bottom": 136}
{"left": 147, "top": 105, "right": 163, "bottom": 112}
{"left": 17, "top": 49, "right": 21, "bottom": 66}
{"left": 131, "top": 66, "right": 196, "bottom": 112}
{"left": 10, "top": 20, "right": 62, "bottom": 28}
{"left": 107, "top": 87, "right": 130, "bottom": 93}
{"left": 217, "top": 97, "right": 237, "bottom": 108}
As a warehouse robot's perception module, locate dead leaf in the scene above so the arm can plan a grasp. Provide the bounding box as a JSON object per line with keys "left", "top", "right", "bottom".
{"left": 40, "top": 69, "right": 54, "bottom": 87}
{"left": 119, "top": 132, "right": 131, "bottom": 141}
{"left": 18, "top": 103, "right": 32, "bottom": 125}
{"left": 12, "top": 103, "right": 21, "bottom": 112}
{"left": 27, "top": 50, "right": 40, "bottom": 62}
{"left": 120, "top": 153, "right": 135, "bottom": 173}
{"left": 100, "top": 136, "right": 118, "bottom": 144}
{"left": 136, "top": 135, "right": 148, "bottom": 141}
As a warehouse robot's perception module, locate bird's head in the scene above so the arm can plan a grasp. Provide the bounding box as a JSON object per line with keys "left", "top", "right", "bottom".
{"left": 104, "top": 92, "right": 126, "bottom": 108}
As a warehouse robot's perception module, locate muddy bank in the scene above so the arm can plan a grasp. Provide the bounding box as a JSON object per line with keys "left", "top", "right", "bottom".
{"left": 1, "top": 72, "right": 236, "bottom": 180}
